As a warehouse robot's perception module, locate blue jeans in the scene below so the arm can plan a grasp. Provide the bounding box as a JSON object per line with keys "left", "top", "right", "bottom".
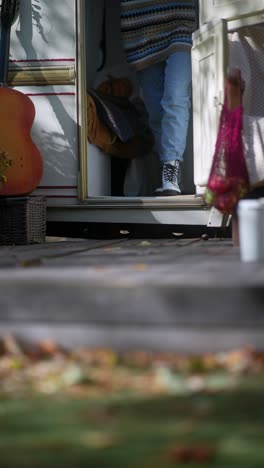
{"left": 137, "top": 51, "right": 192, "bottom": 163}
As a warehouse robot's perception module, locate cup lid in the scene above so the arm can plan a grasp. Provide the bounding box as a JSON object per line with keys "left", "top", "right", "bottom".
{"left": 238, "top": 199, "right": 264, "bottom": 210}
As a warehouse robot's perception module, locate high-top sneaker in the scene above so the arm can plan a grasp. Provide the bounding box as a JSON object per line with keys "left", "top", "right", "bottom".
{"left": 154, "top": 160, "right": 182, "bottom": 196}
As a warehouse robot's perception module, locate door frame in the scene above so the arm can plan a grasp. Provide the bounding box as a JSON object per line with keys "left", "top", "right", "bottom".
{"left": 76, "top": 0, "right": 88, "bottom": 201}
{"left": 75, "top": 0, "right": 205, "bottom": 210}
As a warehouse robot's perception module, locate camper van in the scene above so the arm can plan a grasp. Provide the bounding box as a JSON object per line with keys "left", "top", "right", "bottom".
{"left": 8, "top": 0, "right": 264, "bottom": 235}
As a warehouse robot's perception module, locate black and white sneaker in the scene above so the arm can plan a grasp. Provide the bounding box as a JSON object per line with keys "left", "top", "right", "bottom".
{"left": 154, "top": 160, "right": 182, "bottom": 196}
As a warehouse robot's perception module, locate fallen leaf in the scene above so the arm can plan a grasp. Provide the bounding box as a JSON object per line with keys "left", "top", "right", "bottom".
{"left": 1, "top": 335, "right": 23, "bottom": 356}
{"left": 17, "top": 259, "right": 42, "bottom": 267}
{"left": 133, "top": 264, "right": 148, "bottom": 271}
{"left": 166, "top": 444, "right": 215, "bottom": 464}
{"left": 139, "top": 241, "right": 152, "bottom": 246}
{"left": 79, "top": 431, "right": 119, "bottom": 449}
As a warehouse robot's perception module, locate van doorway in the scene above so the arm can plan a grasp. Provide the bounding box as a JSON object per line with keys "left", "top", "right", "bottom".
{"left": 82, "top": 0, "right": 195, "bottom": 201}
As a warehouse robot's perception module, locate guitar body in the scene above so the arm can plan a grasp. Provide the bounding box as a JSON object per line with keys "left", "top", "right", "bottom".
{"left": 0, "top": 86, "right": 43, "bottom": 195}
{"left": 0, "top": 0, "right": 43, "bottom": 196}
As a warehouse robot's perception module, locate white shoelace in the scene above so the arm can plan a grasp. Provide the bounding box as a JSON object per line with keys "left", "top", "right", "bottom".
{"left": 163, "top": 161, "right": 180, "bottom": 184}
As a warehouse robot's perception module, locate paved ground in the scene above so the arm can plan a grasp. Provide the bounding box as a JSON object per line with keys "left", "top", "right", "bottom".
{"left": 0, "top": 236, "right": 264, "bottom": 352}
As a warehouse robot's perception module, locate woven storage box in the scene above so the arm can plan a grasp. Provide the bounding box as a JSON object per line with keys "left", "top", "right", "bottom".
{"left": 0, "top": 196, "right": 46, "bottom": 245}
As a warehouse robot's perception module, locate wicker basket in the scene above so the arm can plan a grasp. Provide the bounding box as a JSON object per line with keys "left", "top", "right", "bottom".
{"left": 0, "top": 196, "right": 46, "bottom": 245}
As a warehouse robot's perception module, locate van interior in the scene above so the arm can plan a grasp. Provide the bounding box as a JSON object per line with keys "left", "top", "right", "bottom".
{"left": 85, "top": 0, "right": 195, "bottom": 198}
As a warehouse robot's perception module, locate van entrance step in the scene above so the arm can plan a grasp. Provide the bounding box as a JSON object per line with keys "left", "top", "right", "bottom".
{"left": 0, "top": 238, "right": 263, "bottom": 352}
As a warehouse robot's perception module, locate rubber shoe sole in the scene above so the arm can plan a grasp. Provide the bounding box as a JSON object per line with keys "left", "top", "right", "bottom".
{"left": 154, "top": 189, "right": 181, "bottom": 196}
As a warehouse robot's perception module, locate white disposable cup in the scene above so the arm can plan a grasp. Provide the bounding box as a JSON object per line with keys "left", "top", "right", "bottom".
{"left": 237, "top": 199, "right": 264, "bottom": 262}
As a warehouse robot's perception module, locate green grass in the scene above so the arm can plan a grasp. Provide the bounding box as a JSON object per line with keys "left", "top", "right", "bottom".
{"left": 1, "top": 387, "right": 264, "bottom": 468}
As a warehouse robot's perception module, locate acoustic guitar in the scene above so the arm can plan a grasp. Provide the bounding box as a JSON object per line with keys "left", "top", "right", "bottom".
{"left": 0, "top": 0, "right": 43, "bottom": 196}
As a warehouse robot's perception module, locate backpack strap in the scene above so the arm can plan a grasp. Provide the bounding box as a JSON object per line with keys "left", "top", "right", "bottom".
{"left": 97, "top": 0, "right": 106, "bottom": 71}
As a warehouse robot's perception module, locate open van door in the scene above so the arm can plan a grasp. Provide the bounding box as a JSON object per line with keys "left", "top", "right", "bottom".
{"left": 192, "top": 4, "right": 264, "bottom": 193}
{"left": 192, "top": 19, "right": 228, "bottom": 192}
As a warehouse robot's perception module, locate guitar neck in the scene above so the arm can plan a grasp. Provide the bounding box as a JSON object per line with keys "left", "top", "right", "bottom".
{"left": 0, "top": 27, "right": 11, "bottom": 85}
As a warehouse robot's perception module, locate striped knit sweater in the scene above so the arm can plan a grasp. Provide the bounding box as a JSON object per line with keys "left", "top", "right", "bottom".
{"left": 120, "top": 1, "right": 196, "bottom": 71}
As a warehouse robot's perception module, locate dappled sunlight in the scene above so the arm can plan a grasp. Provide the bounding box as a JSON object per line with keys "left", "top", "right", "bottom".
{"left": 9, "top": 0, "right": 78, "bottom": 188}
{"left": 11, "top": 0, "right": 76, "bottom": 60}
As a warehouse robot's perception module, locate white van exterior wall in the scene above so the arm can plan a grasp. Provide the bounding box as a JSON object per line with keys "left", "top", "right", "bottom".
{"left": 10, "top": 0, "right": 79, "bottom": 205}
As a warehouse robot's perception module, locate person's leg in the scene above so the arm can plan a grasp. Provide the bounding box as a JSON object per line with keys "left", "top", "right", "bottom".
{"left": 161, "top": 51, "right": 192, "bottom": 163}
{"left": 137, "top": 62, "right": 165, "bottom": 156}
{"left": 154, "top": 51, "right": 192, "bottom": 195}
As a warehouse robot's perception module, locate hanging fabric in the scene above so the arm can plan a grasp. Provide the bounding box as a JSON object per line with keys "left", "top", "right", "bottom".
{"left": 204, "top": 69, "right": 249, "bottom": 214}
